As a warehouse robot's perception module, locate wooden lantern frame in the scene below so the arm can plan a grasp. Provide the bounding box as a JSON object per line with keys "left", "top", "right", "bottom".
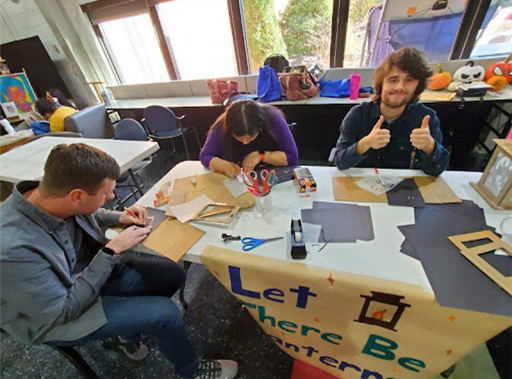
{"left": 471, "top": 139, "right": 512, "bottom": 210}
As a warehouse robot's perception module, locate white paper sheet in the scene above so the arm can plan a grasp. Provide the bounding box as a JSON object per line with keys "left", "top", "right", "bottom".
{"left": 356, "top": 176, "right": 403, "bottom": 195}
{"left": 302, "top": 222, "right": 324, "bottom": 253}
{"left": 168, "top": 195, "right": 212, "bottom": 223}
{"left": 223, "top": 178, "right": 248, "bottom": 198}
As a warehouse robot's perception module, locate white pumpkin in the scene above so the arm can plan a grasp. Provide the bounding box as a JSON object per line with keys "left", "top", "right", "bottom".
{"left": 447, "top": 82, "right": 460, "bottom": 92}
{"left": 453, "top": 61, "right": 486, "bottom": 84}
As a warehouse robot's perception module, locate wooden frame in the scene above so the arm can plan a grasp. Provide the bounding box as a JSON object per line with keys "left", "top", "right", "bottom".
{"left": 193, "top": 202, "right": 241, "bottom": 224}
{"left": 148, "top": 5, "right": 180, "bottom": 80}
{"left": 471, "top": 139, "right": 512, "bottom": 210}
{"left": 448, "top": 230, "right": 512, "bottom": 296}
{"left": 449, "top": 0, "right": 492, "bottom": 60}
{"left": 330, "top": 0, "right": 350, "bottom": 68}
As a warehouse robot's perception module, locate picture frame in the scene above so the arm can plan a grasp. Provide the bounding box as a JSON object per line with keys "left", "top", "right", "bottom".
{"left": 1, "top": 101, "right": 20, "bottom": 121}
{"left": 471, "top": 139, "right": 512, "bottom": 210}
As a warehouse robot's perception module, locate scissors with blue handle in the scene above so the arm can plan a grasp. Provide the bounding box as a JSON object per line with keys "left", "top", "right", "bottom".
{"left": 242, "top": 236, "right": 284, "bottom": 251}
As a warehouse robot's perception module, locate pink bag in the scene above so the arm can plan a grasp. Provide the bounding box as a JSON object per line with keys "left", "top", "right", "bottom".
{"left": 207, "top": 79, "right": 239, "bottom": 104}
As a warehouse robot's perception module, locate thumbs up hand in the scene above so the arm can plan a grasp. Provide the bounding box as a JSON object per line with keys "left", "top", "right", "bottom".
{"left": 410, "top": 115, "right": 435, "bottom": 155}
{"left": 365, "top": 116, "right": 391, "bottom": 150}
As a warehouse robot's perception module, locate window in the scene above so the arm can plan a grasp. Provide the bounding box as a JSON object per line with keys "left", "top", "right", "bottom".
{"left": 157, "top": 0, "right": 238, "bottom": 80}
{"left": 100, "top": 14, "right": 169, "bottom": 84}
{"left": 242, "top": 0, "right": 333, "bottom": 73}
{"left": 345, "top": 0, "right": 383, "bottom": 67}
{"left": 471, "top": 0, "right": 512, "bottom": 59}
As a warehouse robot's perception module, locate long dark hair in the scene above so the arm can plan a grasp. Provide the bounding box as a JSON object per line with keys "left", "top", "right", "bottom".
{"left": 46, "top": 88, "right": 77, "bottom": 109}
{"left": 209, "top": 100, "right": 280, "bottom": 163}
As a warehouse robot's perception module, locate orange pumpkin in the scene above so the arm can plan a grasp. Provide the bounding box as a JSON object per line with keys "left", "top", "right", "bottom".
{"left": 486, "top": 76, "right": 508, "bottom": 92}
{"left": 428, "top": 65, "right": 452, "bottom": 91}
{"left": 484, "top": 52, "right": 512, "bottom": 91}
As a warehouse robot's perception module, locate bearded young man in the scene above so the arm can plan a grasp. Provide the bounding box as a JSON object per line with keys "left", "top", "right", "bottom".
{"left": 334, "top": 47, "right": 449, "bottom": 176}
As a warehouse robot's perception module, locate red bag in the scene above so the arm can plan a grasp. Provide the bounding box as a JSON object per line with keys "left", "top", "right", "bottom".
{"left": 279, "top": 66, "right": 319, "bottom": 101}
{"left": 207, "top": 79, "right": 239, "bottom": 104}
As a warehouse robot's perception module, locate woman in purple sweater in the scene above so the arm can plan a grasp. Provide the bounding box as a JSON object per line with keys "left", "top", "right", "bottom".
{"left": 200, "top": 100, "right": 299, "bottom": 178}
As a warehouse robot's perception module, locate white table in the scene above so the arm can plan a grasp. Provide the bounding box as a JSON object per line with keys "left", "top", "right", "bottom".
{"left": 0, "top": 137, "right": 160, "bottom": 184}
{"left": 137, "top": 161, "right": 511, "bottom": 294}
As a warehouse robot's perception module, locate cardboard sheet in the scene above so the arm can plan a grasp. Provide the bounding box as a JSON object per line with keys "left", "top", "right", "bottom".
{"left": 332, "top": 177, "right": 387, "bottom": 202}
{"left": 333, "top": 176, "right": 461, "bottom": 206}
{"left": 166, "top": 173, "right": 255, "bottom": 217}
{"left": 142, "top": 218, "right": 205, "bottom": 262}
{"left": 414, "top": 176, "right": 461, "bottom": 204}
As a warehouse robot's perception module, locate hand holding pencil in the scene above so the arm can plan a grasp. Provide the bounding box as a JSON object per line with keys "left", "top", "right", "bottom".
{"left": 119, "top": 205, "right": 148, "bottom": 226}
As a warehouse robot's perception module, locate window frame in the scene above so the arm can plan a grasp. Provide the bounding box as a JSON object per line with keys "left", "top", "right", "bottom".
{"left": 82, "top": 0, "right": 496, "bottom": 84}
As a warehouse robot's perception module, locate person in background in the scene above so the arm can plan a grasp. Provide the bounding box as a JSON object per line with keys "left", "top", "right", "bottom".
{"left": 200, "top": 100, "right": 299, "bottom": 178}
{"left": 46, "top": 88, "right": 77, "bottom": 109}
{"left": 0, "top": 143, "right": 238, "bottom": 379}
{"left": 35, "top": 98, "right": 77, "bottom": 133}
{"left": 334, "top": 47, "right": 449, "bottom": 176}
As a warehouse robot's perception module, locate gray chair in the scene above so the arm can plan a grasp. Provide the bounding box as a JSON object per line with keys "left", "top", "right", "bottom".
{"left": 113, "top": 119, "right": 152, "bottom": 208}
{"left": 64, "top": 104, "right": 115, "bottom": 139}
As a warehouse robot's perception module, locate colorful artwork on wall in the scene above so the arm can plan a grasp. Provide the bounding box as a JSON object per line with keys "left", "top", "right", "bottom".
{"left": 0, "top": 72, "right": 37, "bottom": 114}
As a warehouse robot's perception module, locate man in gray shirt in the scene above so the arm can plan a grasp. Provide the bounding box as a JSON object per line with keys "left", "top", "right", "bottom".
{"left": 0, "top": 143, "right": 238, "bottom": 379}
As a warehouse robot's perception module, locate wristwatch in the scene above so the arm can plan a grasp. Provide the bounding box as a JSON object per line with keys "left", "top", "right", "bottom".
{"left": 101, "top": 247, "right": 117, "bottom": 256}
{"left": 259, "top": 150, "right": 265, "bottom": 162}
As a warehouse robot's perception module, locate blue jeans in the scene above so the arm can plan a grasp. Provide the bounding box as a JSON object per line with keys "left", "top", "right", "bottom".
{"left": 49, "top": 253, "right": 201, "bottom": 378}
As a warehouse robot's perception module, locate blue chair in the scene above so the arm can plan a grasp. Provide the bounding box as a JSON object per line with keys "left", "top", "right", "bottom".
{"left": 142, "top": 106, "right": 201, "bottom": 160}
{"left": 113, "top": 118, "right": 152, "bottom": 209}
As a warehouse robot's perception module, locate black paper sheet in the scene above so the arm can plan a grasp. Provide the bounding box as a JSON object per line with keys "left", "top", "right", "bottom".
{"left": 387, "top": 179, "right": 426, "bottom": 208}
{"left": 301, "top": 202, "right": 374, "bottom": 243}
{"left": 398, "top": 200, "right": 512, "bottom": 317}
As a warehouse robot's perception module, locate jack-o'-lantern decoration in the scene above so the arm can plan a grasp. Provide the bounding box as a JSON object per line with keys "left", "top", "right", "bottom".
{"left": 453, "top": 61, "right": 486, "bottom": 84}
{"left": 485, "top": 52, "right": 512, "bottom": 91}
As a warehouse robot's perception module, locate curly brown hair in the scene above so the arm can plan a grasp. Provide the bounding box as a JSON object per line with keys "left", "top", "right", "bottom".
{"left": 373, "top": 47, "right": 433, "bottom": 104}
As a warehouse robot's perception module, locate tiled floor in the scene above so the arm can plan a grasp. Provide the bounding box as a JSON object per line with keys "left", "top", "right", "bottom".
{"left": 1, "top": 145, "right": 510, "bottom": 379}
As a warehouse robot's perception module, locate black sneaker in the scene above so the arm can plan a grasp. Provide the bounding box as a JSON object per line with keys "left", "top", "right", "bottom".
{"left": 102, "top": 336, "right": 150, "bottom": 361}
{"left": 186, "top": 359, "right": 238, "bottom": 379}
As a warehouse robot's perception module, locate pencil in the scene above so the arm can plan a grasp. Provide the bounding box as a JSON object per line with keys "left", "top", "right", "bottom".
{"left": 409, "top": 149, "right": 417, "bottom": 169}
{"left": 374, "top": 167, "right": 386, "bottom": 186}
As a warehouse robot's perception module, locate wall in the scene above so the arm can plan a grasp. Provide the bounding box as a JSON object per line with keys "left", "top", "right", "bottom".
{"left": 0, "top": 0, "right": 115, "bottom": 108}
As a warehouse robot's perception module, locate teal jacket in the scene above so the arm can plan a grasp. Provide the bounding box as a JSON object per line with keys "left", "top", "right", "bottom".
{"left": 0, "top": 182, "right": 121, "bottom": 345}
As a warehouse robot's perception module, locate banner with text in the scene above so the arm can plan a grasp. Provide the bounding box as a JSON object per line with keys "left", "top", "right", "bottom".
{"left": 201, "top": 246, "right": 512, "bottom": 379}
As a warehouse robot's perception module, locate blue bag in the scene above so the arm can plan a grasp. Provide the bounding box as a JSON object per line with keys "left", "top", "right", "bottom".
{"left": 30, "top": 121, "right": 50, "bottom": 135}
{"left": 257, "top": 65, "right": 282, "bottom": 103}
{"left": 319, "top": 78, "right": 351, "bottom": 98}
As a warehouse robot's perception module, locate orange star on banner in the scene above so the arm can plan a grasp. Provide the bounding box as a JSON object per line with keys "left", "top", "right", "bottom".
{"left": 327, "top": 273, "right": 334, "bottom": 286}
{"left": 448, "top": 314, "right": 456, "bottom": 322}
{"left": 314, "top": 317, "right": 320, "bottom": 323}
{"left": 446, "top": 349, "right": 453, "bottom": 355}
